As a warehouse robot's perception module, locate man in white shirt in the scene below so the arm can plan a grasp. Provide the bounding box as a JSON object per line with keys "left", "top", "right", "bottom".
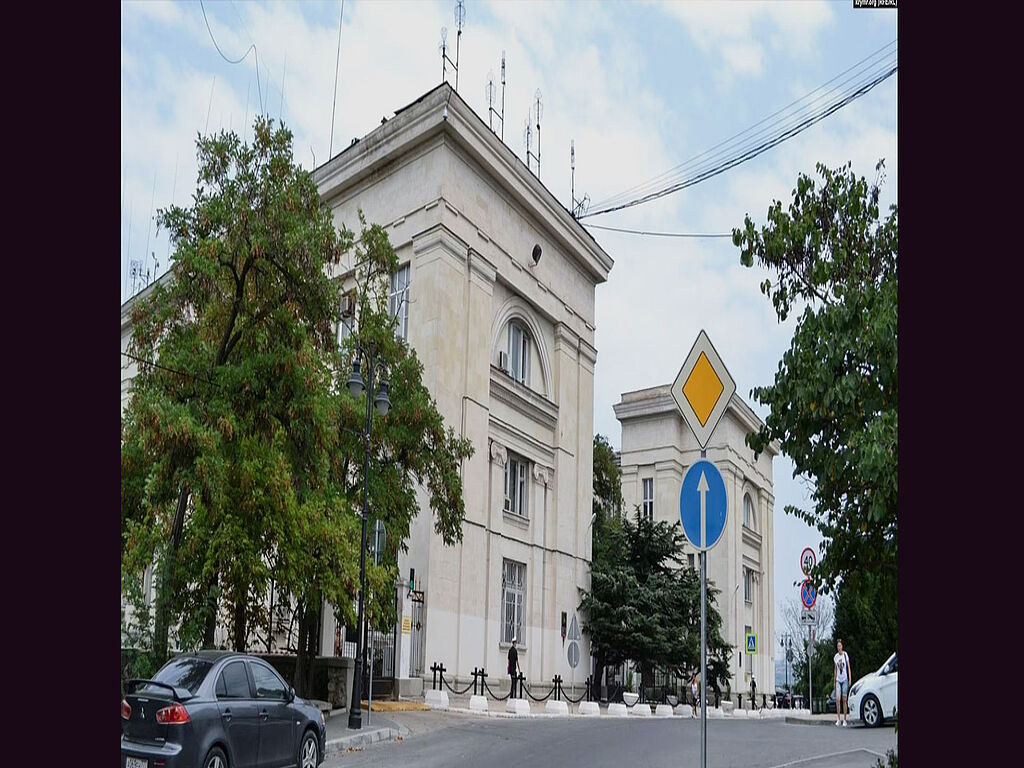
{"left": 833, "top": 638, "right": 852, "bottom": 726}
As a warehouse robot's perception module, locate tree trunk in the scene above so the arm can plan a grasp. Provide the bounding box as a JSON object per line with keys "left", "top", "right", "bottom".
{"left": 294, "top": 597, "right": 322, "bottom": 699}
{"left": 202, "top": 571, "right": 219, "bottom": 649}
{"left": 153, "top": 485, "right": 189, "bottom": 663}
{"left": 294, "top": 599, "right": 309, "bottom": 697}
{"left": 592, "top": 648, "right": 606, "bottom": 700}
{"left": 232, "top": 598, "right": 247, "bottom": 652}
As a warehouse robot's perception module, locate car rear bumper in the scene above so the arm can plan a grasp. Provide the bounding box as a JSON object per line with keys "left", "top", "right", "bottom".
{"left": 121, "top": 735, "right": 192, "bottom": 767}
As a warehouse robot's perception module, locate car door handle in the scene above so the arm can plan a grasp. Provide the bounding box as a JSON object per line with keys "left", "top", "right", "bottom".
{"left": 221, "top": 709, "right": 232, "bottom": 721}
{"left": 259, "top": 709, "right": 269, "bottom": 720}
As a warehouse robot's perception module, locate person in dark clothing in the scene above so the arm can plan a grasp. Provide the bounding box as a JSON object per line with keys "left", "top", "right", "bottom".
{"left": 508, "top": 638, "right": 522, "bottom": 698}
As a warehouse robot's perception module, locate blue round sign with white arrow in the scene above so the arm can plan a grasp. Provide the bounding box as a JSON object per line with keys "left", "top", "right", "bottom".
{"left": 679, "top": 460, "right": 728, "bottom": 551}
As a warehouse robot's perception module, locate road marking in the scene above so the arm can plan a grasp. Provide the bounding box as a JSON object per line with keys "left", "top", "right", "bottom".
{"left": 767, "top": 748, "right": 888, "bottom": 768}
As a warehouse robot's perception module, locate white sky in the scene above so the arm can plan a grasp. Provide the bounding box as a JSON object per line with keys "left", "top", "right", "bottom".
{"left": 121, "top": 0, "right": 897, "bottom": 644}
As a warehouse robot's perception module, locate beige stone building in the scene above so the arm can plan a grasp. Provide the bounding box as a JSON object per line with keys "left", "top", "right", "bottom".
{"left": 614, "top": 385, "right": 778, "bottom": 699}
{"left": 313, "top": 83, "right": 613, "bottom": 692}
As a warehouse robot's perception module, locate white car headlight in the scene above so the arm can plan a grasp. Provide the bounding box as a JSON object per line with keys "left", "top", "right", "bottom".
{"left": 849, "top": 681, "right": 861, "bottom": 697}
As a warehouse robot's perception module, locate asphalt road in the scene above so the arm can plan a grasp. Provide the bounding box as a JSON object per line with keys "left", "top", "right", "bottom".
{"left": 323, "top": 712, "right": 897, "bottom": 768}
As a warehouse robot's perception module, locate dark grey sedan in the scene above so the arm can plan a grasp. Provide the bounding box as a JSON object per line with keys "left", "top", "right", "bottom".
{"left": 121, "top": 651, "right": 326, "bottom": 768}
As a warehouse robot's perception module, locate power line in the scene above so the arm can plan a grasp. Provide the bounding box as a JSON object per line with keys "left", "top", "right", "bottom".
{"left": 593, "top": 40, "right": 896, "bottom": 212}
{"left": 582, "top": 223, "right": 732, "bottom": 238}
{"left": 199, "top": 0, "right": 263, "bottom": 114}
{"left": 585, "top": 41, "right": 896, "bottom": 218}
{"left": 121, "top": 351, "right": 221, "bottom": 390}
{"left": 582, "top": 61, "right": 896, "bottom": 219}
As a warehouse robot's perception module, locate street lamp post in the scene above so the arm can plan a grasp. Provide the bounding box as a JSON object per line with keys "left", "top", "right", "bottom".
{"left": 346, "top": 345, "right": 391, "bottom": 731}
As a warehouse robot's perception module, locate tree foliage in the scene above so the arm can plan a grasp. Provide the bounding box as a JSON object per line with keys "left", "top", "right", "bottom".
{"left": 733, "top": 160, "right": 897, "bottom": 594}
{"left": 121, "top": 118, "right": 472, "bottom": 687}
{"left": 832, "top": 568, "right": 896, "bottom": 679}
{"left": 579, "top": 504, "right": 731, "bottom": 693}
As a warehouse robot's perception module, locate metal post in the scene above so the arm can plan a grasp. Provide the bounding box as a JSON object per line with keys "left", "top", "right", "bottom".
{"left": 700, "top": 549, "right": 707, "bottom": 768}
{"left": 807, "top": 626, "right": 813, "bottom": 714}
{"left": 349, "top": 348, "right": 374, "bottom": 730}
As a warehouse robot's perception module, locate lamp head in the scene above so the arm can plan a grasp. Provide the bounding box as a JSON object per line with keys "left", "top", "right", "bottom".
{"left": 374, "top": 379, "right": 391, "bottom": 416}
{"left": 347, "top": 359, "right": 365, "bottom": 397}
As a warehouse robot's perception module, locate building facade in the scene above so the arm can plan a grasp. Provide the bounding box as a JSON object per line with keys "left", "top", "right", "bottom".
{"left": 614, "top": 385, "right": 778, "bottom": 698}
{"left": 311, "top": 84, "right": 612, "bottom": 691}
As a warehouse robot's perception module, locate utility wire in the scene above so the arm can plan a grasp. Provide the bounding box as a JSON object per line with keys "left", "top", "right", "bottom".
{"left": 586, "top": 42, "right": 896, "bottom": 218}
{"left": 121, "top": 351, "right": 222, "bottom": 390}
{"left": 200, "top": 0, "right": 263, "bottom": 113}
{"left": 592, "top": 40, "right": 896, "bottom": 212}
{"left": 582, "top": 62, "right": 896, "bottom": 219}
{"left": 582, "top": 223, "right": 731, "bottom": 238}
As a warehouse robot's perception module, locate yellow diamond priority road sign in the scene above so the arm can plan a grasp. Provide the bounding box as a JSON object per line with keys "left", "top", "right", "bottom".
{"left": 670, "top": 330, "right": 736, "bottom": 449}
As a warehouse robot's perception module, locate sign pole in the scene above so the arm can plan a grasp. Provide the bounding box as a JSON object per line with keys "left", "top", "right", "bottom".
{"left": 700, "top": 549, "right": 707, "bottom": 768}
{"left": 807, "top": 625, "right": 812, "bottom": 714}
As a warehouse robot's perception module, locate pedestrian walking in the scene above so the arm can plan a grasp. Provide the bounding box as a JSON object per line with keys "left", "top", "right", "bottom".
{"left": 690, "top": 673, "right": 700, "bottom": 718}
{"left": 750, "top": 674, "right": 757, "bottom": 711}
{"left": 833, "top": 638, "right": 852, "bottom": 726}
{"left": 508, "top": 637, "right": 522, "bottom": 698}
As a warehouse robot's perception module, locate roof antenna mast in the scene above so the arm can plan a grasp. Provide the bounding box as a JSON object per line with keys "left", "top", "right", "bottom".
{"left": 440, "top": 1, "right": 465, "bottom": 91}
{"left": 486, "top": 50, "right": 506, "bottom": 140}
{"left": 526, "top": 89, "right": 542, "bottom": 179}
{"left": 571, "top": 140, "right": 590, "bottom": 218}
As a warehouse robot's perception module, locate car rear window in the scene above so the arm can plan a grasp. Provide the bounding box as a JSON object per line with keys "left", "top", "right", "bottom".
{"left": 146, "top": 656, "right": 214, "bottom": 695}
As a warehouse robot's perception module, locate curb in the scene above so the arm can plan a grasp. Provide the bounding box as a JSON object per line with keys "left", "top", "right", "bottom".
{"left": 325, "top": 723, "right": 410, "bottom": 755}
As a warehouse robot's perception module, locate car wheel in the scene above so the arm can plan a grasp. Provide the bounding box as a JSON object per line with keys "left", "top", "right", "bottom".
{"left": 861, "top": 694, "right": 882, "bottom": 728}
{"left": 298, "top": 730, "right": 319, "bottom": 768}
{"left": 203, "top": 746, "right": 228, "bottom": 768}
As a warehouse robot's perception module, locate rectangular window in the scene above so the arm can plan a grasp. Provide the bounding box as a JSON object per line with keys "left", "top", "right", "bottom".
{"left": 505, "top": 453, "right": 529, "bottom": 517}
{"left": 642, "top": 478, "right": 654, "bottom": 520}
{"left": 389, "top": 265, "right": 410, "bottom": 341}
{"left": 687, "top": 553, "right": 695, "bottom": 570}
{"left": 502, "top": 559, "right": 526, "bottom": 644}
{"left": 744, "top": 567, "right": 753, "bottom": 603}
{"left": 508, "top": 323, "right": 530, "bottom": 385}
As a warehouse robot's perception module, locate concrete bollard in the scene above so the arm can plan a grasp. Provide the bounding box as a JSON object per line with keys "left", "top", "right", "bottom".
{"left": 469, "top": 694, "right": 489, "bottom": 712}
{"left": 607, "top": 703, "right": 629, "bottom": 717}
{"left": 545, "top": 700, "right": 569, "bottom": 715}
{"left": 655, "top": 704, "right": 674, "bottom": 717}
{"left": 578, "top": 701, "right": 600, "bottom": 717}
{"left": 424, "top": 689, "right": 450, "bottom": 710}
{"left": 631, "top": 703, "right": 651, "bottom": 717}
{"left": 708, "top": 707, "right": 724, "bottom": 718}
{"left": 506, "top": 698, "right": 531, "bottom": 715}
{"left": 673, "top": 704, "right": 692, "bottom": 717}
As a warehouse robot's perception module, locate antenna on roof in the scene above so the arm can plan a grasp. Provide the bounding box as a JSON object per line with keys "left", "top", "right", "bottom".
{"left": 130, "top": 259, "right": 144, "bottom": 296}
{"left": 487, "top": 51, "right": 506, "bottom": 140}
{"left": 454, "top": 0, "right": 465, "bottom": 91}
{"left": 570, "top": 140, "right": 590, "bottom": 218}
{"left": 526, "top": 89, "right": 542, "bottom": 179}
{"left": 523, "top": 118, "right": 532, "bottom": 173}
{"left": 440, "top": 1, "right": 465, "bottom": 92}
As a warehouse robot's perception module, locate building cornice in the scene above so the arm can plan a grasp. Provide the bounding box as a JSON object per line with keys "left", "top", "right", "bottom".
{"left": 489, "top": 367, "right": 559, "bottom": 430}
{"left": 313, "top": 84, "right": 613, "bottom": 285}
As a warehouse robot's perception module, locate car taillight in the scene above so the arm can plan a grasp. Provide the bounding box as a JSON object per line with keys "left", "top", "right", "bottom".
{"left": 121, "top": 699, "right": 132, "bottom": 720}
{"left": 155, "top": 703, "right": 191, "bottom": 724}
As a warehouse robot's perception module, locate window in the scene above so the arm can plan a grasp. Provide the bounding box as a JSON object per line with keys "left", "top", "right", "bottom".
{"left": 505, "top": 453, "right": 529, "bottom": 517}
{"left": 744, "top": 567, "right": 753, "bottom": 603}
{"left": 507, "top": 321, "right": 530, "bottom": 385}
{"left": 216, "top": 661, "right": 251, "bottom": 699}
{"left": 642, "top": 478, "right": 654, "bottom": 520}
{"left": 687, "top": 553, "right": 695, "bottom": 570}
{"left": 744, "top": 494, "right": 755, "bottom": 529}
{"left": 502, "top": 559, "right": 526, "bottom": 644}
{"left": 251, "top": 662, "right": 287, "bottom": 700}
{"left": 337, "top": 315, "right": 353, "bottom": 347}
{"left": 389, "top": 265, "right": 410, "bottom": 341}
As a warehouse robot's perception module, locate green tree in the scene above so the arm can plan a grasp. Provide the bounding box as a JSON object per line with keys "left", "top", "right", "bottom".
{"left": 121, "top": 117, "right": 350, "bottom": 668}
{"left": 832, "top": 568, "right": 897, "bottom": 680}
{"left": 733, "top": 160, "right": 897, "bottom": 594}
{"left": 579, "top": 508, "right": 731, "bottom": 698}
{"left": 791, "top": 634, "right": 836, "bottom": 708}
{"left": 121, "top": 119, "right": 473, "bottom": 694}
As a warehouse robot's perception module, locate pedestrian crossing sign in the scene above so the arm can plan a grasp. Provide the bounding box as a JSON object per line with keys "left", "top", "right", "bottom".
{"left": 745, "top": 633, "right": 757, "bottom": 654}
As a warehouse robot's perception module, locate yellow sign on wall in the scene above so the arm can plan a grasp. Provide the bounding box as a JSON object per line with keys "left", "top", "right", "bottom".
{"left": 402, "top": 616, "right": 411, "bottom": 634}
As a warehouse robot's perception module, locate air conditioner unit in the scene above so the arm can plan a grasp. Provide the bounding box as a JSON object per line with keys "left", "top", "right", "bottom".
{"left": 498, "top": 351, "right": 509, "bottom": 372}
{"left": 341, "top": 291, "right": 356, "bottom": 318}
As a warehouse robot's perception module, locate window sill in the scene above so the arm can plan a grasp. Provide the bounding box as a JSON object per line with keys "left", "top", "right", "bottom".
{"left": 503, "top": 510, "right": 530, "bottom": 529}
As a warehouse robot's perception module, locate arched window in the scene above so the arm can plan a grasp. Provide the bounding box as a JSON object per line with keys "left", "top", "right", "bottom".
{"left": 743, "top": 494, "right": 756, "bottom": 529}
{"left": 508, "top": 321, "right": 531, "bottom": 385}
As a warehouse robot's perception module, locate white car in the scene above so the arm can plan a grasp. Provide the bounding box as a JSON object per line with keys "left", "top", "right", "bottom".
{"left": 848, "top": 651, "right": 897, "bottom": 727}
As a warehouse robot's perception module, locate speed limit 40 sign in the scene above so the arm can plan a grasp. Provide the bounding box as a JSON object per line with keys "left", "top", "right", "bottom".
{"left": 800, "top": 548, "right": 816, "bottom": 576}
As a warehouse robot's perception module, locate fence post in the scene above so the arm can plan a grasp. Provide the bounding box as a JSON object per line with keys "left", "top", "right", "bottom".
{"left": 478, "top": 668, "right": 487, "bottom": 697}
{"left": 585, "top": 675, "right": 592, "bottom": 702}
{"left": 738, "top": 693, "right": 743, "bottom": 710}
{"left": 553, "top": 675, "right": 562, "bottom": 701}
{"left": 762, "top": 694, "right": 766, "bottom": 709}
{"left": 430, "top": 662, "right": 439, "bottom": 690}
{"left": 517, "top": 671, "right": 525, "bottom": 700}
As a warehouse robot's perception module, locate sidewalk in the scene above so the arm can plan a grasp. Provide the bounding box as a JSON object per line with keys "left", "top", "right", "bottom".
{"left": 323, "top": 705, "right": 413, "bottom": 755}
